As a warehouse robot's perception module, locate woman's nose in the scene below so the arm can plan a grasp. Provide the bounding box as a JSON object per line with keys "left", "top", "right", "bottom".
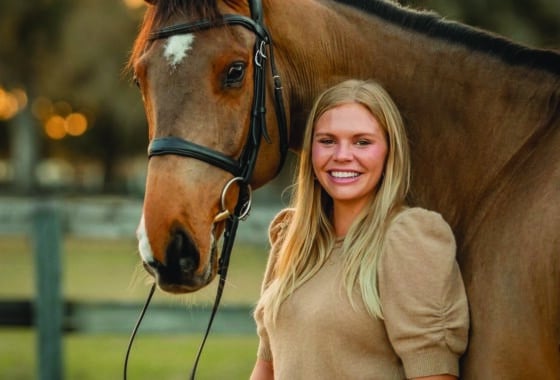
{"left": 333, "top": 142, "right": 352, "bottom": 161}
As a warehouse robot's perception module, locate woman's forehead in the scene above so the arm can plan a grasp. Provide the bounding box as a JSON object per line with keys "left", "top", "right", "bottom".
{"left": 314, "top": 103, "right": 383, "bottom": 135}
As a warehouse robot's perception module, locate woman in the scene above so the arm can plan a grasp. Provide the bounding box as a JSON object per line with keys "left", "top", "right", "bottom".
{"left": 251, "top": 79, "right": 469, "bottom": 380}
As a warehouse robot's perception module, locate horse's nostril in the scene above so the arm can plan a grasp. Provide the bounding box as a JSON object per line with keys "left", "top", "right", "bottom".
{"left": 166, "top": 229, "right": 199, "bottom": 274}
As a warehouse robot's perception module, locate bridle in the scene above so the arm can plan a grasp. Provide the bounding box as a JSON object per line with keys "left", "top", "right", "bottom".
{"left": 123, "top": 1, "right": 288, "bottom": 379}
{"left": 148, "top": 3, "right": 288, "bottom": 180}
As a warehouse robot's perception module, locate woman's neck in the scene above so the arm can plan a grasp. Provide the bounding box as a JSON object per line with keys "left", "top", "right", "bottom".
{"left": 332, "top": 201, "right": 366, "bottom": 237}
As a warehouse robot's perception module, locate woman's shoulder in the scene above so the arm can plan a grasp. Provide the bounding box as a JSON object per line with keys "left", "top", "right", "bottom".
{"left": 268, "top": 208, "right": 295, "bottom": 245}
{"left": 386, "top": 207, "right": 456, "bottom": 257}
{"left": 389, "top": 207, "right": 452, "bottom": 236}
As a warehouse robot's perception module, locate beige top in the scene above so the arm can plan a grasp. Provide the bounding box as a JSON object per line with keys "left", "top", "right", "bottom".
{"left": 254, "top": 207, "right": 469, "bottom": 379}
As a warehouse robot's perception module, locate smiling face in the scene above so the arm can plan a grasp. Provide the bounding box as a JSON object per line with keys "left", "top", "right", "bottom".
{"left": 312, "top": 102, "right": 388, "bottom": 217}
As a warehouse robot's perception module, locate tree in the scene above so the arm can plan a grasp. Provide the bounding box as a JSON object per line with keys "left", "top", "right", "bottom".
{"left": 0, "top": 0, "right": 71, "bottom": 193}
{"left": 0, "top": 0, "right": 146, "bottom": 193}
{"left": 38, "top": 0, "right": 148, "bottom": 191}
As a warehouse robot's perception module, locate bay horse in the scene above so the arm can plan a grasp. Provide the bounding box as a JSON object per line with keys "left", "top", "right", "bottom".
{"left": 128, "top": 0, "right": 560, "bottom": 378}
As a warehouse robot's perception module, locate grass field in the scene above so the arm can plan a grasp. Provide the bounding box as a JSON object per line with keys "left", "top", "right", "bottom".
{"left": 0, "top": 329, "right": 258, "bottom": 380}
{"left": 0, "top": 235, "right": 269, "bottom": 379}
{"left": 0, "top": 235, "right": 268, "bottom": 304}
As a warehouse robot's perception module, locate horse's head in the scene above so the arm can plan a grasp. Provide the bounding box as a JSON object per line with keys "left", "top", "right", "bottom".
{"left": 129, "top": 0, "right": 288, "bottom": 293}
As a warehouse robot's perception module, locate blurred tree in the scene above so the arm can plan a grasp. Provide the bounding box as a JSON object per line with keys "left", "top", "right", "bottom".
{"left": 0, "top": 1, "right": 69, "bottom": 87}
{"left": 38, "top": 0, "right": 148, "bottom": 191}
{"left": 0, "top": 0, "right": 71, "bottom": 193}
{"left": 0, "top": 0, "right": 146, "bottom": 193}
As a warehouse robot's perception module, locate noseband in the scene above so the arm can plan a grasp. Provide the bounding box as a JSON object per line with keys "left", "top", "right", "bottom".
{"left": 124, "top": 1, "right": 287, "bottom": 379}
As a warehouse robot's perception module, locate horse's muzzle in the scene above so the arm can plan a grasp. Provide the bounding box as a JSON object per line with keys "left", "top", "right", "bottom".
{"left": 143, "top": 228, "right": 216, "bottom": 293}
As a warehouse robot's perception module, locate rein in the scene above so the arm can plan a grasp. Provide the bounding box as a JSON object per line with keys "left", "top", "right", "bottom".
{"left": 124, "top": 1, "right": 287, "bottom": 379}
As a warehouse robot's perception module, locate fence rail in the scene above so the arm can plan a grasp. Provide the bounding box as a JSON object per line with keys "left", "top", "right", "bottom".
{"left": 0, "top": 195, "right": 281, "bottom": 244}
{"left": 0, "top": 299, "right": 255, "bottom": 334}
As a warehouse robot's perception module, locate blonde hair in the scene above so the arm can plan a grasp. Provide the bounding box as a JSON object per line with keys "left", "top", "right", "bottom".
{"left": 264, "top": 79, "right": 411, "bottom": 321}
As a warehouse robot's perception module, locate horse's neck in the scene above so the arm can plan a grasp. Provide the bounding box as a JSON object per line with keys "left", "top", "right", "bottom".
{"left": 268, "top": 0, "right": 560, "bottom": 225}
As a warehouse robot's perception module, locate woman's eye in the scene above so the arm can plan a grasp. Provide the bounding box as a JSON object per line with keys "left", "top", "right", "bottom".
{"left": 318, "top": 138, "right": 334, "bottom": 145}
{"left": 356, "top": 139, "right": 371, "bottom": 146}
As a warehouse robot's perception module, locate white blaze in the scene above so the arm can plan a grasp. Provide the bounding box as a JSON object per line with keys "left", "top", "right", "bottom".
{"left": 164, "top": 34, "right": 195, "bottom": 68}
{"left": 137, "top": 214, "right": 155, "bottom": 263}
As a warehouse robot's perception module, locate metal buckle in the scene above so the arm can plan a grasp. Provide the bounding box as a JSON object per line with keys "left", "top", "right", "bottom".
{"left": 213, "top": 177, "right": 253, "bottom": 223}
{"left": 254, "top": 40, "right": 267, "bottom": 68}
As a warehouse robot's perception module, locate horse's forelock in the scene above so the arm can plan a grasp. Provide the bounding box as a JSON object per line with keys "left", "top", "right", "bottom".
{"left": 127, "top": 0, "right": 221, "bottom": 73}
{"left": 153, "top": 0, "right": 220, "bottom": 23}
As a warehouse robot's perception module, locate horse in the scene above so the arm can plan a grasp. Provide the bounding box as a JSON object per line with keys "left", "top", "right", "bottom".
{"left": 128, "top": 0, "right": 560, "bottom": 378}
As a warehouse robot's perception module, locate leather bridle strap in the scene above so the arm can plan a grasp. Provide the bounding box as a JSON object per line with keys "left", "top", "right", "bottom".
{"left": 147, "top": 13, "right": 289, "bottom": 179}
{"left": 149, "top": 137, "right": 242, "bottom": 176}
{"left": 150, "top": 14, "right": 268, "bottom": 41}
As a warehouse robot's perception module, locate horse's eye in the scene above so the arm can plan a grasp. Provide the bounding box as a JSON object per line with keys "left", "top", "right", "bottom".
{"left": 224, "top": 62, "right": 246, "bottom": 87}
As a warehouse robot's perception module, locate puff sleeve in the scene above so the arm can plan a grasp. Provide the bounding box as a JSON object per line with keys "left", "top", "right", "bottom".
{"left": 253, "top": 208, "right": 294, "bottom": 361}
{"left": 378, "top": 208, "right": 469, "bottom": 378}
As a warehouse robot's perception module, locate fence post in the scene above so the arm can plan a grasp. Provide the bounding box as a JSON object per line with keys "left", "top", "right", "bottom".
{"left": 33, "top": 200, "right": 64, "bottom": 380}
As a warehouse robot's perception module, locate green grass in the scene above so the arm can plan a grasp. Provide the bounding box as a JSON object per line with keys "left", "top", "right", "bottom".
{"left": 0, "top": 235, "right": 269, "bottom": 379}
{"left": 0, "top": 235, "right": 268, "bottom": 304}
{"left": 0, "top": 328, "right": 258, "bottom": 380}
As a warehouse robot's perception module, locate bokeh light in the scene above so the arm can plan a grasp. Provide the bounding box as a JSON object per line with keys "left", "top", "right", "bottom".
{"left": 31, "top": 96, "right": 90, "bottom": 139}
{"left": 1, "top": 86, "right": 89, "bottom": 140}
{"left": 45, "top": 115, "right": 66, "bottom": 140}
{"left": 0, "top": 86, "right": 27, "bottom": 121}
{"left": 123, "top": 0, "right": 145, "bottom": 9}
{"left": 65, "top": 113, "right": 88, "bottom": 136}
{"left": 12, "top": 88, "right": 28, "bottom": 111}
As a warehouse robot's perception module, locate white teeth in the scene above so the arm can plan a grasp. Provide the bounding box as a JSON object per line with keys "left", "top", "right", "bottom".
{"left": 330, "top": 171, "right": 359, "bottom": 178}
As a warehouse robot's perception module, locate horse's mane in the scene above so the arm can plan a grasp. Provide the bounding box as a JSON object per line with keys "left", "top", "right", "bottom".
{"left": 129, "top": 0, "right": 560, "bottom": 76}
{"left": 336, "top": 0, "right": 560, "bottom": 75}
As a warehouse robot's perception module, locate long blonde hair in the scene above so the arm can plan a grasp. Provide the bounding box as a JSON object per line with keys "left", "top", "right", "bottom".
{"left": 264, "top": 79, "right": 411, "bottom": 321}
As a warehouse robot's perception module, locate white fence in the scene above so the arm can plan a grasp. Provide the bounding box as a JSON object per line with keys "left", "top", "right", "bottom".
{"left": 0, "top": 196, "right": 283, "bottom": 245}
